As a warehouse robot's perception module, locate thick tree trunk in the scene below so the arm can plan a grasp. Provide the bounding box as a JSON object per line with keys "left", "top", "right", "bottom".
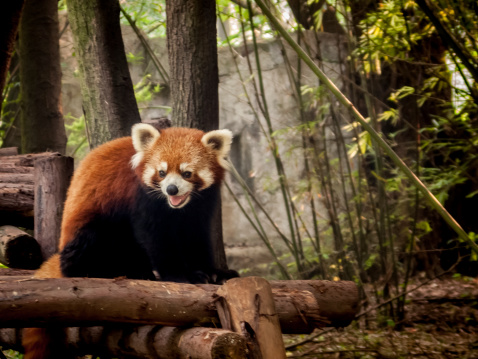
{"left": 166, "top": 0, "right": 227, "bottom": 271}
{"left": 0, "top": 1, "right": 24, "bottom": 96}
{"left": 19, "top": 0, "right": 67, "bottom": 154}
{"left": 166, "top": 0, "right": 219, "bottom": 131}
{"left": 0, "top": 326, "right": 248, "bottom": 359}
{"left": 66, "top": 0, "right": 141, "bottom": 147}
{"left": 0, "top": 275, "right": 359, "bottom": 333}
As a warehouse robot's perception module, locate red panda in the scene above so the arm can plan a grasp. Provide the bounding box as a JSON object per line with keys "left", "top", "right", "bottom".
{"left": 22, "top": 124, "right": 239, "bottom": 359}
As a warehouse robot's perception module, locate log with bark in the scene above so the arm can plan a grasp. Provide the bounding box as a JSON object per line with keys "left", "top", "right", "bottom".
{"left": 0, "top": 326, "right": 249, "bottom": 359}
{"left": 0, "top": 226, "right": 42, "bottom": 269}
{"left": 34, "top": 155, "right": 73, "bottom": 260}
{"left": 0, "top": 274, "right": 359, "bottom": 333}
{"left": 0, "top": 152, "right": 49, "bottom": 220}
{"left": 0, "top": 152, "right": 73, "bottom": 235}
{"left": 217, "top": 277, "right": 287, "bottom": 359}
{"left": 0, "top": 148, "right": 19, "bottom": 157}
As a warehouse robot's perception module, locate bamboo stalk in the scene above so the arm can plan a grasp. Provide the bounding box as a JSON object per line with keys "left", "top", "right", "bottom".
{"left": 253, "top": 0, "right": 478, "bottom": 255}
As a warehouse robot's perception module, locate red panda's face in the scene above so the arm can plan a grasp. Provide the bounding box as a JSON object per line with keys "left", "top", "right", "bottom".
{"left": 131, "top": 124, "right": 232, "bottom": 209}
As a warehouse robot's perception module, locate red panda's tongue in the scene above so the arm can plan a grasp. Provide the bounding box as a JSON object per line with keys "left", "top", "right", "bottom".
{"left": 170, "top": 193, "right": 188, "bottom": 206}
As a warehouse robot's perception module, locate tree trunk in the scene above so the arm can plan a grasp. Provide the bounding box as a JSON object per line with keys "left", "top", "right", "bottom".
{"left": 166, "top": 0, "right": 227, "bottom": 271}
{"left": 19, "top": 0, "right": 67, "bottom": 154}
{"left": 0, "top": 275, "right": 359, "bottom": 333}
{"left": 66, "top": 0, "right": 141, "bottom": 147}
{"left": 0, "top": 1, "right": 24, "bottom": 96}
{"left": 166, "top": 0, "right": 219, "bottom": 131}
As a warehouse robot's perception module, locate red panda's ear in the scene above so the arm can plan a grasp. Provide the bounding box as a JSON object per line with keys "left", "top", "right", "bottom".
{"left": 201, "top": 129, "right": 233, "bottom": 169}
{"left": 132, "top": 123, "right": 160, "bottom": 153}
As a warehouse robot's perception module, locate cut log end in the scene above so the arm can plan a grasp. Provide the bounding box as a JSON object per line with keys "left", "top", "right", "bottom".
{"left": 0, "top": 226, "right": 43, "bottom": 269}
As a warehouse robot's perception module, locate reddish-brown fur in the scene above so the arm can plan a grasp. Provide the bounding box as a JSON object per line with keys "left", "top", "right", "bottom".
{"left": 22, "top": 127, "right": 227, "bottom": 358}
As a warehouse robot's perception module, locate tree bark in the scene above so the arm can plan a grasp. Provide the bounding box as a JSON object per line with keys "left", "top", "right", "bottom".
{"left": 166, "top": 0, "right": 227, "bottom": 271}
{"left": 0, "top": 326, "right": 248, "bottom": 359}
{"left": 0, "top": 1, "right": 24, "bottom": 96}
{"left": 0, "top": 275, "right": 359, "bottom": 333}
{"left": 0, "top": 225, "right": 42, "bottom": 269}
{"left": 166, "top": 0, "right": 219, "bottom": 131}
{"left": 0, "top": 183, "right": 33, "bottom": 212}
{"left": 66, "top": 0, "right": 141, "bottom": 147}
{"left": 19, "top": 0, "right": 67, "bottom": 154}
{"left": 34, "top": 156, "right": 73, "bottom": 260}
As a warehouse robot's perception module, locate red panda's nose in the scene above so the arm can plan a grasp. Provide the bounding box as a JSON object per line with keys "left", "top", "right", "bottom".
{"left": 166, "top": 184, "right": 179, "bottom": 195}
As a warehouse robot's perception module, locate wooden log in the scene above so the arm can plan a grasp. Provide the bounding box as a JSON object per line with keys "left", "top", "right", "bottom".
{"left": 0, "top": 164, "right": 33, "bottom": 174}
{"left": 0, "top": 173, "right": 34, "bottom": 184}
{"left": 0, "top": 152, "right": 61, "bottom": 167}
{"left": 0, "top": 267, "right": 33, "bottom": 276}
{"left": 0, "top": 147, "right": 19, "bottom": 156}
{"left": 0, "top": 184, "right": 34, "bottom": 212}
{"left": 0, "top": 226, "right": 42, "bottom": 269}
{"left": 0, "top": 276, "right": 359, "bottom": 333}
{"left": 34, "top": 155, "right": 74, "bottom": 260}
{"left": 0, "top": 326, "right": 248, "bottom": 359}
{"left": 270, "top": 280, "right": 359, "bottom": 328}
{"left": 153, "top": 326, "right": 248, "bottom": 359}
{"left": 216, "top": 277, "right": 286, "bottom": 359}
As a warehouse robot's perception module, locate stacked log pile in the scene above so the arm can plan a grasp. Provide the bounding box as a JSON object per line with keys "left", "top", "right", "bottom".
{"left": 0, "top": 147, "right": 37, "bottom": 225}
{"left": 0, "top": 268, "right": 359, "bottom": 358}
{"left": 0, "top": 148, "right": 73, "bottom": 264}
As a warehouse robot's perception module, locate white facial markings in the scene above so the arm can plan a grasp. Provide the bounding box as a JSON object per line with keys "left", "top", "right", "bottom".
{"left": 130, "top": 152, "right": 143, "bottom": 169}
{"left": 160, "top": 173, "right": 194, "bottom": 197}
{"left": 159, "top": 161, "right": 168, "bottom": 172}
{"left": 197, "top": 168, "right": 214, "bottom": 189}
{"left": 179, "top": 162, "right": 193, "bottom": 173}
{"left": 142, "top": 166, "right": 157, "bottom": 187}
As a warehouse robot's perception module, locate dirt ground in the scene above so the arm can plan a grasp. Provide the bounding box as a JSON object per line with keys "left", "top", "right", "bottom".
{"left": 285, "top": 277, "right": 478, "bottom": 358}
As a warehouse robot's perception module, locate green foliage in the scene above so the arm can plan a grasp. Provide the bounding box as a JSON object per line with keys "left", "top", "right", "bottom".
{"left": 0, "top": 80, "right": 20, "bottom": 147}
{"left": 65, "top": 114, "right": 88, "bottom": 160}
{"left": 120, "top": 0, "right": 166, "bottom": 38}
{"left": 355, "top": 0, "right": 431, "bottom": 72}
{"left": 133, "top": 74, "right": 162, "bottom": 104}
{"left": 1, "top": 349, "right": 22, "bottom": 359}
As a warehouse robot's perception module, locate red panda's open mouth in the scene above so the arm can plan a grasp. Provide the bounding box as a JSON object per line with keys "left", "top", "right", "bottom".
{"left": 168, "top": 192, "right": 191, "bottom": 208}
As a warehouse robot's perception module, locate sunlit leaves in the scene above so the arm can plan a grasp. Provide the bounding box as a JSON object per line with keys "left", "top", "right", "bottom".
{"left": 120, "top": 0, "right": 166, "bottom": 38}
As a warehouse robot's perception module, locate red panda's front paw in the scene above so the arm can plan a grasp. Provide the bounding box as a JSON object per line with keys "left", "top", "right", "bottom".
{"left": 210, "top": 269, "right": 240, "bottom": 285}
{"left": 189, "top": 270, "right": 212, "bottom": 284}
{"left": 189, "top": 269, "right": 239, "bottom": 284}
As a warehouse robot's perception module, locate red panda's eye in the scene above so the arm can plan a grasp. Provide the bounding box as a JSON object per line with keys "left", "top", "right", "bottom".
{"left": 159, "top": 170, "right": 166, "bottom": 178}
{"left": 182, "top": 171, "right": 192, "bottom": 179}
